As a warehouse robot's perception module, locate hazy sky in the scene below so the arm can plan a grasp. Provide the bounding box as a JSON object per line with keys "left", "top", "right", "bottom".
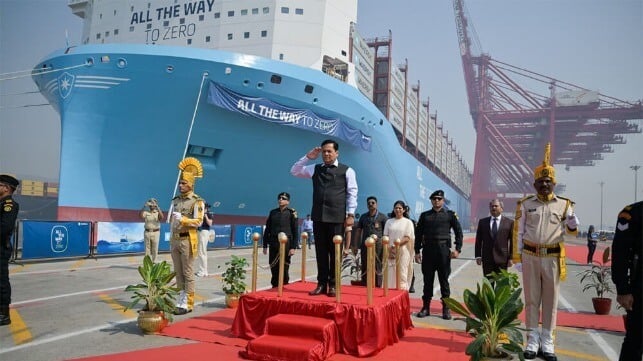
{"left": 1, "top": 0, "right": 641, "bottom": 229}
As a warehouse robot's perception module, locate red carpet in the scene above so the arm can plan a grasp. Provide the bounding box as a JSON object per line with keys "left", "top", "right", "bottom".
{"left": 409, "top": 297, "right": 625, "bottom": 333}
{"left": 69, "top": 307, "right": 470, "bottom": 361}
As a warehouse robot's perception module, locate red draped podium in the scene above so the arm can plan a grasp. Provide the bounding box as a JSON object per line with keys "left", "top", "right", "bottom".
{"left": 231, "top": 281, "right": 413, "bottom": 357}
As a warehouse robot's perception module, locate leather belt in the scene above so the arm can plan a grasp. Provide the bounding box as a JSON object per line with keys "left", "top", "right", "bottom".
{"left": 523, "top": 242, "right": 560, "bottom": 256}
{"left": 145, "top": 228, "right": 160, "bottom": 232}
{"left": 179, "top": 232, "right": 190, "bottom": 237}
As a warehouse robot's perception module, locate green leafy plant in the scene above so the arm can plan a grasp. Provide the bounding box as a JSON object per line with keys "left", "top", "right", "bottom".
{"left": 124, "top": 255, "right": 179, "bottom": 321}
{"left": 578, "top": 247, "right": 614, "bottom": 298}
{"left": 341, "top": 250, "right": 362, "bottom": 281}
{"left": 222, "top": 255, "right": 248, "bottom": 295}
{"left": 443, "top": 270, "right": 525, "bottom": 361}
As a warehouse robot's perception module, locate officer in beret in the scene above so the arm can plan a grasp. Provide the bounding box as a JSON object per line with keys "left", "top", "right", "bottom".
{"left": 0, "top": 174, "right": 19, "bottom": 326}
{"left": 611, "top": 201, "right": 642, "bottom": 361}
{"left": 414, "top": 189, "right": 463, "bottom": 320}
{"left": 170, "top": 158, "right": 205, "bottom": 315}
{"left": 512, "top": 143, "right": 579, "bottom": 361}
{"left": 140, "top": 198, "right": 163, "bottom": 262}
{"left": 262, "top": 192, "right": 298, "bottom": 288}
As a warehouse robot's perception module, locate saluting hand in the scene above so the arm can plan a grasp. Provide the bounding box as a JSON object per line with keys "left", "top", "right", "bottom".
{"left": 306, "top": 147, "right": 321, "bottom": 160}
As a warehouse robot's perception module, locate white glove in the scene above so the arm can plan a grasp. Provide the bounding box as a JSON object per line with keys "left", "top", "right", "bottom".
{"left": 514, "top": 263, "right": 522, "bottom": 273}
{"left": 172, "top": 211, "right": 182, "bottom": 221}
{"left": 566, "top": 214, "right": 579, "bottom": 229}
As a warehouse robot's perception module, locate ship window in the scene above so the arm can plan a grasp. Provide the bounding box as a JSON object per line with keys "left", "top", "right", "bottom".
{"left": 305, "top": 85, "right": 314, "bottom": 94}
{"left": 199, "top": 15, "right": 204, "bottom": 21}
{"left": 180, "top": 18, "right": 185, "bottom": 25}
{"left": 130, "top": 6, "right": 134, "bottom": 12}
{"left": 261, "top": 30, "right": 267, "bottom": 37}
{"left": 129, "top": 26, "right": 134, "bottom": 32}
{"left": 96, "top": 33, "right": 101, "bottom": 39}
{"left": 279, "top": 54, "right": 284, "bottom": 60}
{"left": 281, "top": 7, "right": 289, "bottom": 14}
{"left": 114, "top": 10, "right": 117, "bottom": 16}
{"left": 296, "top": 8, "right": 304, "bottom": 15}
{"left": 252, "top": 8, "right": 258, "bottom": 15}
{"left": 187, "top": 39, "right": 192, "bottom": 45}
{"left": 101, "top": 55, "right": 110, "bottom": 63}
{"left": 214, "top": 12, "right": 220, "bottom": 18}
{"left": 271, "top": 75, "right": 282, "bottom": 84}
{"left": 263, "top": 7, "right": 269, "bottom": 14}
{"left": 227, "top": 33, "right": 233, "bottom": 40}
{"left": 228, "top": 10, "right": 234, "bottom": 17}
{"left": 206, "top": 36, "right": 211, "bottom": 42}
{"left": 241, "top": 9, "right": 248, "bottom": 15}
{"left": 100, "top": 13, "right": 102, "bottom": 19}
{"left": 341, "top": 50, "right": 346, "bottom": 56}
{"left": 164, "top": 20, "right": 170, "bottom": 26}
{"left": 114, "top": 29, "right": 119, "bottom": 35}
{"left": 244, "top": 32, "right": 250, "bottom": 39}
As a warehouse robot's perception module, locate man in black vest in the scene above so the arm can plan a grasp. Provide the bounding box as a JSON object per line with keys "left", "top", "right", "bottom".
{"left": 291, "top": 139, "right": 358, "bottom": 297}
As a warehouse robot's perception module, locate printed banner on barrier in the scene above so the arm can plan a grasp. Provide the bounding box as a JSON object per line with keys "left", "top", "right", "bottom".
{"left": 209, "top": 224, "right": 232, "bottom": 249}
{"left": 233, "top": 225, "right": 263, "bottom": 248}
{"left": 207, "top": 81, "right": 372, "bottom": 152}
{"left": 22, "top": 221, "right": 91, "bottom": 259}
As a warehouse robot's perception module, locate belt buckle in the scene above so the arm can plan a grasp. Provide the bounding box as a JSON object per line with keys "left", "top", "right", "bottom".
{"left": 539, "top": 247, "right": 547, "bottom": 256}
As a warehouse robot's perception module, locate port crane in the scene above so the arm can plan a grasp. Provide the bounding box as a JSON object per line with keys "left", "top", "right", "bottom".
{"left": 453, "top": 0, "right": 643, "bottom": 222}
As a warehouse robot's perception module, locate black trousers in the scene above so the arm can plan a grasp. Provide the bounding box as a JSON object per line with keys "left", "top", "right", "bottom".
{"left": 421, "top": 243, "right": 451, "bottom": 302}
{"left": 619, "top": 290, "right": 642, "bottom": 361}
{"left": 587, "top": 242, "right": 597, "bottom": 264}
{"left": 0, "top": 244, "right": 11, "bottom": 307}
{"left": 268, "top": 243, "right": 291, "bottom": 288}
{"left": 312, "top": 221, "right": 344, "bottom": 287}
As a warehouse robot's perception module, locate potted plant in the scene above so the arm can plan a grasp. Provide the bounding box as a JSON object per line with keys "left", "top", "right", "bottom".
{"left": 443, "top": 270, "right": 525, "bottom": 361}
{"left": 124, "top": 255, "right": 179, "bottom": 333}
{"left": 578, "top": 247, "right": 614, "bottom": 315}
{"left": 221, "top": 255, "right": 248, "bottom": 308}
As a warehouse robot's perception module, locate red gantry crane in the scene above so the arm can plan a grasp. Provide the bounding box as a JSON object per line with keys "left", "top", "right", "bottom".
{"left": 453, "top": 0, "right": 643, "bottom": 224}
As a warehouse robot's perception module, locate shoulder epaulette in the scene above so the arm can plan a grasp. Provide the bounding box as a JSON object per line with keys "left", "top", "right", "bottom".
{"left": 288, "top": 207, "right": 298, "bottom": 218}
{"left": 517, "top": 195, "right": 535, "bottom": 205}
{"left": 556, "top": 195, "right": 574, "bottom": 203}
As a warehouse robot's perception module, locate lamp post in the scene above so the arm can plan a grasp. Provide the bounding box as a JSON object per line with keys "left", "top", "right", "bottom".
{"left": 599, "top": 181, "right": 604, "bottom": 231}
{"left": 631, "top": 165, "right": 641, "bottom": 202}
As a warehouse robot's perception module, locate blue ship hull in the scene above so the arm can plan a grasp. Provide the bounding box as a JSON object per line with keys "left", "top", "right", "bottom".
{"left": 33, "top": 44, "right": 470, "bottom": 228}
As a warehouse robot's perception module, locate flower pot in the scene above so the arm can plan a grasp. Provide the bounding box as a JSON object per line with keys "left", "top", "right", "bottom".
{"left": 591, "top": 297, "right": 612, "bottom": 315}
{"left": 137, "top": 310, "right": 169, "bottom": 334}
{"left": 225, "top": 293, "right": 241, "bottom": 308}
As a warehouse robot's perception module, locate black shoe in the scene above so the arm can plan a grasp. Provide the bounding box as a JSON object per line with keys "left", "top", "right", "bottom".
{"left": 327, "top": 287, "right": 336, "bottom": 297}
{"left": 441, "top": 303, "right": 452, "bottom": 320}
{"left": 173, "top": 307, "right": 191, "bottom": 315}
{"left": 0, "top": 315, "right": 10, "bottom": 326}
{"left": 416, "top": 307, "right": 430, "bottom": 318}
{"left": 523, "top": 350, "right": 537, "bottom": 359}
{"left": 408, "top": 286, "right": 415, "bottom": 293}
{"left": 542, "top": 352, "right": 557, "bottom": 361}
{"left": 309, "top": 285, "right": 326, "bottom": 296}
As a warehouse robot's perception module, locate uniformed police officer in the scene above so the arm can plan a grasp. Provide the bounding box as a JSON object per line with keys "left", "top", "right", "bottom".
{"left": 262, "top": 192, "right": 298, "bottom": 288}
{"left": 611, "top": 201, "right": 642, "bottom": 361}
{"left": 140, "top": 198, "right": 163, "bottom": 262}
{"left": 353, "top": 196, "right": 388, "bottom": 287}
{"left": 512, "top": 143, "right": 579, "bottom": 361}
{"left": 170, "top": 158, "right": 205, "bottom": 315}
{"left": 414, "top": 189, "right": 463, "bottom": 320}
{"left": 0, "top": 174, "right": 19, "bottom": 326}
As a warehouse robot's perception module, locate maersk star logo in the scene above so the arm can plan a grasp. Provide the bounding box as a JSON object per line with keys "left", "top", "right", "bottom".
{"left": 58, "top": 72, "right": 75, "bottom": 99}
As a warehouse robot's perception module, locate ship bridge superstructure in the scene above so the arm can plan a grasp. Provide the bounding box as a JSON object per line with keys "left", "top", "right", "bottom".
{"left": 453, "top": 0, "right": 643, "bottom": 222}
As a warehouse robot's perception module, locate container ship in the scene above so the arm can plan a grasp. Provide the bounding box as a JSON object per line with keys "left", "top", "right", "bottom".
{"left": 32, "top": 0, "right": 471, "bottom": 228}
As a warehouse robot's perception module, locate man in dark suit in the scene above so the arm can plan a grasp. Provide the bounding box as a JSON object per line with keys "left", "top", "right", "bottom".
{"left": 475, "top": 199, "right": 513, "bottom": 278}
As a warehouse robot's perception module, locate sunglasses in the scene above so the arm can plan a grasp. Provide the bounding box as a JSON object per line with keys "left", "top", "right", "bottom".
{"left": 278, "top": 196, "right": 289, "bottom": 201}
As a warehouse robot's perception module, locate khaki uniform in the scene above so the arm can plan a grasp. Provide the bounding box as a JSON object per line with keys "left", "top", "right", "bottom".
{"left": 171, "top": 192, "right": 204, "bottom": 311}
{"left": 141, "top": 209, "right": 161, "bottom": 262}
{"left": 513, "top": 194, "right": 577, "bottom": 353}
